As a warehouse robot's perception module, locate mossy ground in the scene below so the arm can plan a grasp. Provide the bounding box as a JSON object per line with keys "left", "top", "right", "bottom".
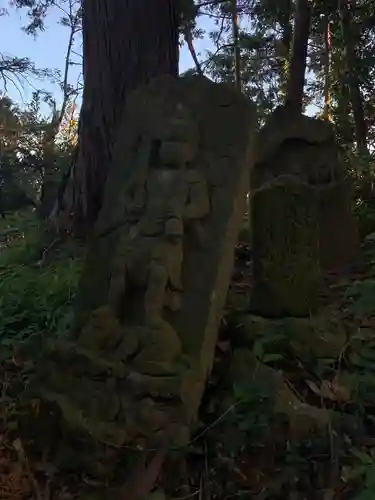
{"left": 1, "top": 209, "right": 375, "bottom": 499}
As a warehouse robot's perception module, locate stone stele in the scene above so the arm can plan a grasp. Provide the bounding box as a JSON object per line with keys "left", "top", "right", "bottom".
{"left": 32, "top": 74, "right": 256, "bottom": 478}
{"left": 254, "top": 105, "right": 359, "bottom": 273}
{"left": 250, "top": 105, "right": 359, "bottom": 317}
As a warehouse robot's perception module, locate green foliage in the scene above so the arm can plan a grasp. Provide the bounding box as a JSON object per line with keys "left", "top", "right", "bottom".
{"left": 345, "top": 231, "right": 375, "bottom": 315}
{"left": 349, "top": 448, "right": 375, "bottom": 500}
{"left": 223, "top": 378, "right": 272, "bottom": 455}
{"left": 190, "top": 0, "right": 375, "bottom": 156}
{"left": 0, "top": 212, "right": 83, "bottom": 355}
{"left": 345, "top": 278, "right": 375, "bottom": 316}
{"left": 201, "top": 369, "right": 274, "bottom": 460}
{"left": 0, "top": 53, "right": 57, "bottom": 91}
{"left": 0, "top": 92, "right": 74, "bottom": 217}
{"left": 11, "top": 0, "right": 55, "bottom": 34}
{"left": 354, "top": 198, "right": 375, "bottom": 239}
{"left": 251, "top": 330, "right": 285, "bottom": 364}
{"left": 0, "top": 257, "right": 79, "bottom": 343}
{"left": 0, "top": 211, "right": 42, "bottom": 264}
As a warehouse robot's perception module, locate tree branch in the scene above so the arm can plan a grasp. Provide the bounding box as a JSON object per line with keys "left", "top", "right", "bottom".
{"left": 184, "top": 26, "right": 204, "bottom": 75}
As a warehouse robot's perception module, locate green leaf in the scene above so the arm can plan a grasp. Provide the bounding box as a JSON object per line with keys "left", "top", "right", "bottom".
{"left": 351, "top": 448, "right": 373, "bottom": 465}
{"left": 351, "top": 354, "right": 375, "bottom": 372}
{"left": 252, "top": 340, "right": 264, "bottom": 360}
{"left": 262, "top": 353, "right": 283, "bottom": 363}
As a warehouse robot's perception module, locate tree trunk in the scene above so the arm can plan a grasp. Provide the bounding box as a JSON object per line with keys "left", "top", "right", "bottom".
{"left": 339, "top": 0, "right": 369, "bottom": 156}
{"left": 61, "top": 0, "right": 180, "bottom": 237}
{"left": 285, "top": 0, "right": 312, "bottom": 113}
{"left": 322, "top": 17, "right": 332, "bottom": 121}
{"left": 231, "top": 0, "right": 241, "bottom": 91}
{"left": 279, "top": 0, "right": 293, "bottom": 98}
{"left": 39, "top": 114, "right": 61, "bottom": 219}
{"left": 333, "top": 50, "right": 353, "bottom": 146}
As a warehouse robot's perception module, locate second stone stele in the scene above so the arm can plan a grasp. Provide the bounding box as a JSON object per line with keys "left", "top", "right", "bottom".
{"left": 250, "top": 105, "right": 359, "bottom": 318}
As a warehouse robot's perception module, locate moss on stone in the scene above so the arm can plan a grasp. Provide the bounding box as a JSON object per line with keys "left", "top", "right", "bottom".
{"left": 236, "top": 312, "right": 348, "bottom": 360}
{"left": 251, "top": 180, "right": 320, "bottom": 317}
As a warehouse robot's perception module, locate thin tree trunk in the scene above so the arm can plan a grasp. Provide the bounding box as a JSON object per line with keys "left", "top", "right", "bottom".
{"left": 231, "top": 0, "right": 241, "bottom": 91}
{"left": 339, "top": 0, "right": 369, "bottom": 156}
{"left": 41, "top": 3, "right": 79, "bottom": 219}
{"left": 39, "top": 114, "right": 60, "bottom": 219}
{"left": 279, "top": 0, "right": 293, "bottom": 98}
{"left": 323, "top": 17, "right": 332, "bottom": 121}
{"left": 333, "top": 51, "right": 353, "bottom": 145}
{"left": 285, "top": 0, "right": 312, "bottom": 113}
{"left": 61, "top": 0, "right": 179, "bottom": 237}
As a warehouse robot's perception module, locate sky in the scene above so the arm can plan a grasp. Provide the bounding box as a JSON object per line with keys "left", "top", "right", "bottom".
{"left": 0, "top": 4, "right": 216, "bottom": 113}
{"left": 1, "top": 5, "right": 319, "bottom": 120}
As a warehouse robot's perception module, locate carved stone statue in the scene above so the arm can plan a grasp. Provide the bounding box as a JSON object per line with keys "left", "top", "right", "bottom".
{"left": 107, "top": 104, "right": 210, "bottom": 326}
{"left": 26, "top": 75, "right": 257, "bottom": 488}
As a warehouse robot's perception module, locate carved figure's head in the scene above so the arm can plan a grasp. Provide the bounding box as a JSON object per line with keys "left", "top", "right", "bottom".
{"left": 159, "top": 103, "right": 199, "bottom": 167}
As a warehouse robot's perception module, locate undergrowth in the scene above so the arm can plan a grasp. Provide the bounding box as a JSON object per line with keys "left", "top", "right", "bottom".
{"left": 1, "top": 207, "right": 375, "bottom": 498}
{"left": 0, "top": 211, "right": 83, "bottom": 359}
{"left": 191, "top": 222, "right": 375, "bottom": 499}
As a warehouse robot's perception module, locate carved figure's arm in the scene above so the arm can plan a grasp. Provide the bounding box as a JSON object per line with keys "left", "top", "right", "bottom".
{"left": 184, "top": 176, "right": 210, "bottom": 221}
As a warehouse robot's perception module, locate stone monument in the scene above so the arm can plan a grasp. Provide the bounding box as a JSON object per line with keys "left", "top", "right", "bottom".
{"left": 250, "top": 105, "right": 359, "bottom": 317}
{"left": 28, "top": 75, "right": 257, "bottom": 481}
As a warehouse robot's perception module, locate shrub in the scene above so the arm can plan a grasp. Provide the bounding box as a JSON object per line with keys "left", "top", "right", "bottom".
{"left": 0, "top": 211, "right": 83, "bottom": 357}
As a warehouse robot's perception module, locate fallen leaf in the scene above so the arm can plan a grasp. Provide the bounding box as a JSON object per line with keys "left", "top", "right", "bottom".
{"left": 320, "top": 380, "right": 337, "bottom": 401}
{"left": 12, "top": 438, "right": 25, "bottom": 458}
{"left": 330, "top": 375, "right": 351, "bottom": 402}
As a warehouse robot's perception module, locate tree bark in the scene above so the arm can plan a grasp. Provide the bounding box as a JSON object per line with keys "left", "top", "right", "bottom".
{"left": 333, "top": 49, "right": 353, "bottom": 146}
{"left": 322, "top": 17, "right": 332, "bottom": 121}
{"left": 231, "top": 0, "right": 241, "bottom": 91}
{"left": 339, "top": 0, "right": 369, "bottom": 156}
{"left": 285, "top": 0, "right": 312, "bottom": 113}
{"left": 279, "top": 0, "right": 293, "bottom": 98}
{"left": 61, "top": 0, "right": 180, "bottom": 236}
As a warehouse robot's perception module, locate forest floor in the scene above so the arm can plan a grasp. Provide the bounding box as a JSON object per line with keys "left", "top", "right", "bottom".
{"left": 1, "top": 211, "right": 375, "bottom": 499}
{"left": 186, "top": 240, "right": 374, "bottom": 500}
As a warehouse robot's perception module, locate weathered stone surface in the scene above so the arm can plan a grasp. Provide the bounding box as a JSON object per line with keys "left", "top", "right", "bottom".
{"left": 235, "top": 313, "right": 348, "bottom": 360}
{"left": 250, "top": 106, "right": 359, "bottom": 316}
{"left": 251, "top": 178, "right": 321, "bottom": 317}
{"left": 31, "top": 75, "right": 256, "bottom": 478}
{"left": 261, "top": 107, "right": 358, "bottom": 270}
